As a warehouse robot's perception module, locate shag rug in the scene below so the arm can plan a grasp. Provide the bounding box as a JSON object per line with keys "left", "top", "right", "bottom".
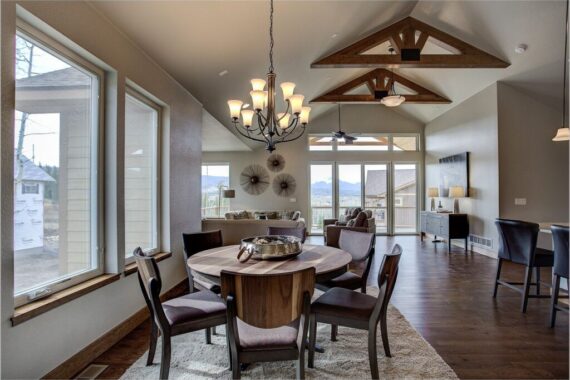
{"left": 121, "top": 288, "right": 457, "bottom": 379}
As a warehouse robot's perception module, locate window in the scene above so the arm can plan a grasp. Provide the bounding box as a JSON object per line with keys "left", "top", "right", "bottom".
{"left": 308, "top": 133, "right": 418, "bottom": 151}
{"left": 14, "top": 27, "right": 102, "bottom": 305}
{"left": 338, "top": 135, "right": 389, "bottom": 151}
{"left": 308, "top": 135, "right": 334, "bottom": 151}
{"left": 364, "top": 164, "right": 388, "bottom": 233}
{"left": 201, "top": 164, "right": 230, "bottom": 217}
{"left": 393, "top": 164, "right": 418, "bottom": 233}
{"left": 337, "top": 164, "right": 362, "bottom": 216}
{"left": 309, "top": 164, "right": 334, "bottom": 234}
{"left": 124, "top": 88, "right": 160, "bottom": 259}
{"left": 392, "top": 135, "right": 419, "bottom": 151}
{"left": 22, "top": 183, "right": 39, "bottom": 194}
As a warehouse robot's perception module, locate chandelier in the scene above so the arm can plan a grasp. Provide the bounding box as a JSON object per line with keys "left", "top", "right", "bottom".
{"left": 227, "top": 0, "right": 310, "bottom": 153}
{"left": 381, "top": 47, "right": 406, "bottom": 107}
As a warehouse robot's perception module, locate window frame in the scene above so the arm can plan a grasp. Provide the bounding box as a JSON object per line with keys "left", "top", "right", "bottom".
{"left": 124, "top": 86, "right": 162, "bottom": 264}
{"left": 201, "top": 163, "right": 231, "bottom": 218}
{"left": 308, "top": 162, "right": 336, "bottom": 235}
{"left": 14, "top": 22, "right": 105, "bottom": 308}
{"left": 307, "top": 133, "right": 420, "bottom": 152}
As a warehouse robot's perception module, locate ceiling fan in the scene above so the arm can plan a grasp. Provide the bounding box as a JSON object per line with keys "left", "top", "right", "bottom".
{"left": 331, "top": 104, "right": 357, "bottom": 144}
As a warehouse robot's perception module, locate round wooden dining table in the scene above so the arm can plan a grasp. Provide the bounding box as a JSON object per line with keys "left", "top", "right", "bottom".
{"left": 187, "top": 244, "right": 352, "bottom": 285}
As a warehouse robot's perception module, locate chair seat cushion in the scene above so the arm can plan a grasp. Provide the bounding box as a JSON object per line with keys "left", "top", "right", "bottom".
{"left": 319, "top": 271, "right": 362, "bottom": 290}
{"left": 534, "top": 248, "right": 554, "bottom": 267}
{"left": 237, "top": 318, "right": 300, "bottom": 350}
{"left": 312, "top": 287, "right": 377, "bottom": 321}
{"left": 162, "top": 290, "right": 226, "bottom": 326}
{"left": 194, "top": 278, "right": 221, "bottom": 294}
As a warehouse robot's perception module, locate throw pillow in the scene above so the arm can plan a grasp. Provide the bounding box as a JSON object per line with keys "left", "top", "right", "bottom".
{"left": 353, "top": 211, "right": 367, "bottom": 227}
{"left": 346, "top": 219, "right": 356, "bottom": 227}
{"left": 291, "top": 211, "right": 301, "bottom": 221}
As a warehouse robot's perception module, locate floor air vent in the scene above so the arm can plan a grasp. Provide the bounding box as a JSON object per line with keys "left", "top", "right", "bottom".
{"left": 469, "top": 234, "right": 493, "bottom": 249}
{"left": 75, "top": 364, "right": 108, "bottom": 379}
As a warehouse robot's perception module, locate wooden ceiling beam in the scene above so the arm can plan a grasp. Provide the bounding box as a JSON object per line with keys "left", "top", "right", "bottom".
{"left": 310, "top": 68, "right": 451, "bottom": 104}
{"left": 311, "top": 16, "right": 509, "bottom": 69}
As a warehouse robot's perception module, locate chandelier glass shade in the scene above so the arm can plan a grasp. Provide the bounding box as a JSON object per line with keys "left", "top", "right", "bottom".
{"left": 227, "top": 0, "right": 310, "bottom": 152}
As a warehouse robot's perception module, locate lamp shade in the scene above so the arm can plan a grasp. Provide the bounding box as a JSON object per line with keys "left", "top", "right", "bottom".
{"left": 227, "top": 100, "right": 243, "bottom": 119}
{"left": 280, "top": 82, "right": 295, "bottom": 100}
{"left": 300, "top": 106, "right": 311, "bottom": 124}
{"left": 381, "top": 95, "right": 405, "bottom": 107}
{"left": 553, "top": 127, "right": 570, "bottom": 141}
{"left": 448, "top": 186, "right": 465, "bottom": 198}
{"left": 222, "top": 189, "right": 235, "bottom": 199}
{"left": 427, "top": 187, "right": 439, "bottom": 197}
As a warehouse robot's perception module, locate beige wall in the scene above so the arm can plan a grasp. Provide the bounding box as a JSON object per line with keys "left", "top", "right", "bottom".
{"left": 0, "top": 2, "right": 202, "bottom": 378}
{"left": 203, "top": 104, "right": 424, "bottom": 226}
{"left": 425, "top": 84, "right": 500, "bottom": 254}
{"left": 497, "top": 82, "right": 569, "bottom": 222}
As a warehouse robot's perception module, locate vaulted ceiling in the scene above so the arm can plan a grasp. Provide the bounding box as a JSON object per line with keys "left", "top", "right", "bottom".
{"left": 91, "top": 0, "right": 566, "bottom": 150}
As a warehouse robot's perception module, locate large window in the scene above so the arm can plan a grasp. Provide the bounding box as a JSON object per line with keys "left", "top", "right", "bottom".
{"left": 308, "top": 133, "right": 418, "bottom": 152}
{"left": 309, "top": 164, "right": 334, "bottom": 234}
{"left": 393, "top": 163, "right": 418, "bottom": 233}
{"left": 337, "top": 164, "right": 362, "bottom": 215}
{"left": 201, "top": 164, "right": 230, "bottom": 217}
{"left": 14, "top": 28, "right": 102, "bottom": 305}
{"left": 124, "top": 89, "right": 160, "bottom": 259}
{"left": 364, "top": 164, "right": 388, "bottom": 233}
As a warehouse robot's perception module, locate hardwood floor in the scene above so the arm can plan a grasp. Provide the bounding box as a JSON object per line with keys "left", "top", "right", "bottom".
{"left": 85, "top": 236, "right": 568, "bottom": 379}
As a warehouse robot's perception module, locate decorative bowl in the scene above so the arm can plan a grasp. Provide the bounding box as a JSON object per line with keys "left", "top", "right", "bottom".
{"left": 238, "top": 235, "right": 303, "bottom": 262}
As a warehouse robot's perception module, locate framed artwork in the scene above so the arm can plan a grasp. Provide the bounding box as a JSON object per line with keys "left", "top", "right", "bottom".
{"left": 439, "top": 152, "right": 469, "bottom": 197}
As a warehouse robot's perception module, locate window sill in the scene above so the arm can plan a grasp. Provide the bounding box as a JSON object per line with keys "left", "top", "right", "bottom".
{"left": 123, "top": 252, "right": 172, "bottom": 276}
{"left": 11, "top": 274, "right": 120, "bottom": 326}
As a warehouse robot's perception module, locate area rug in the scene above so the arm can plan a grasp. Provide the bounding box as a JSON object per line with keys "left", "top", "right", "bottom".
{"left": 121, "top": 288, "right": 457, "bottom": 379}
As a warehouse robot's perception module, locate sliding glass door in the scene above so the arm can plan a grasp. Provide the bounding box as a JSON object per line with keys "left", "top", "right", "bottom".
{"left": 393, "top": 163, "right": 418, "bottom": 233}
{"left": 309, "top": 162, "right": 419, "bottom": 235}
{"left": 337, "top": 164, "right": 362, "bottom": 217}
{"left": 309, "top": 164, "right": 334, "bottom": 234}
{"left": 364, "top": 164, "right": 389, "bottom": 234}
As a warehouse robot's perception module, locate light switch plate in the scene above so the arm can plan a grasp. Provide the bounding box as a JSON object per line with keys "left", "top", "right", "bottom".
{"left": 514, "top": 198, "right": 527, "bottom": 206}
{"left": 289, "top": 198, "right": 297, "bottom": 203}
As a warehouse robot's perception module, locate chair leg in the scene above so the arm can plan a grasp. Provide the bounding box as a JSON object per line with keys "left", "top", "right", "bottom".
{"left": 380, "top": 311, "right": 391, "bottom": 358}
{"left": 231, "top": 353, "right": 241, "bottom": 379}
{"left": 550, "top": 274, "right": 561, "bottom": 328}
{"left": 205, "top": 327, "right": 212, "bottom": 344}
{"left": 226, "top": 326, "right": 232, "bottom": 370}
{"left": 160, "top": 334, "right": 171, "bottom": 380}
{"left": 212, "top": 326, "right": 217, "bottom": 335}
{"left": 493, "top": 258, "right": 503, "bottom": 298}
{"left": 535, "top": 267, "right": 541, "bottom": 296}
{"left": 368, "top": 325, "right": 379, "bottom": 380}
{"left": 521, "top": 266, "right": 533, "bottom": 313}
{"left": 331, "top": 324, "right": 338, "bottom": 341}
{"left": 147, "top": 321, "right": 158, "bottom": 366}
{"left": 297, "top": 340, "right": 306, "bottom": 380}
{"left": 308, "top": 315, "right": 317, "bottom": 368}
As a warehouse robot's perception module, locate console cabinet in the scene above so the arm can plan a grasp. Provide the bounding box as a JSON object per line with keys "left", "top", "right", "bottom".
{"left": 420, "top": 211, "right": 469, "bottom": 252}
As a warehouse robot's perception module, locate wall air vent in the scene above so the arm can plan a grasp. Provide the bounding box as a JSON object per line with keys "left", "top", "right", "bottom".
{"left": 469, "top": 234, "right": 493, "bottom": 249}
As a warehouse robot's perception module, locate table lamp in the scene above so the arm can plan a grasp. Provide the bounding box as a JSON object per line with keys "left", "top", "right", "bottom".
{"left": 448, "top": 186, "right": 465, "bottom": 214}
{"left": 427, "top": 187, "right": 439, "bottom": 211}
{"left": 217, "top": 187, "right": 235, "bottom": 217}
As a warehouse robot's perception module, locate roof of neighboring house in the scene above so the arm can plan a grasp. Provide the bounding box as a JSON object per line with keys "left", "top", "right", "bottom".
{"left": 365, "top": 169, "right": 415, "bottom": 196}
{"left": 14, "top": 154, "right": 56, "bottom": 182}
{"left": 16, "top": 67, "right": 90, "bottom": 89}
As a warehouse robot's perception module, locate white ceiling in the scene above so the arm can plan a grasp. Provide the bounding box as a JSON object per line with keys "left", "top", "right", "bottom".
{"left": 91, "top": 0, "right": 566, "bottom": 150}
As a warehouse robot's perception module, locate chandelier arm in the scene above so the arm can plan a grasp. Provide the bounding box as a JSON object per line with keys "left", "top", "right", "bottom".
{"left": 233, "top": 122, "right": 268, "bottom": 143}
{"left": 275, "top": 124, "right": 306, "bottom": 144}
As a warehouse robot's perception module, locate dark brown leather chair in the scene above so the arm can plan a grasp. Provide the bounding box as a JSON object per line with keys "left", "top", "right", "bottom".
{"left": 135, "top": 248, "right": 226, "bottom": 379}
{"left": 266, "top": 226, "right": 307, "bottom": 243}
{"left": 493, "top": 219, "right": 554, "bottom": 313}
{"left": 221, "top": 268, "right": 315, "bottom": 380}
{"left": 182, "top": 230, "right": 223, "bottom": 293}
{"left": 550, "top": 224, "right": 569, "bottom": 327}
{"left": 308, "top": 244, "right": 402, "bottom": 379}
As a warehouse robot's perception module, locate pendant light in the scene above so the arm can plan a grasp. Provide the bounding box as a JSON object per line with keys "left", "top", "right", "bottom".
{"left": 553, "top": 0, "right": 569, "bottom": 141}
{"left": 381, "top": 47, "right": 406, "bottom": 107}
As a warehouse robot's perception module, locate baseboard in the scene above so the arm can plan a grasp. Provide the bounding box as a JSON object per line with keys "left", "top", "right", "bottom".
{"left": 43, "top": 279, "right": 188, "bottom": 379}
{"left": 423, "top": 233, "right": 498, "bottom": 259}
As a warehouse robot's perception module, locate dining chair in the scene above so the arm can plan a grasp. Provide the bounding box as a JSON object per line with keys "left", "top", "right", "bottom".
{"left": 221, "top": 267, "right": 315, "bottom": 380}
{"left": 135, "top": 248, "right": 226, "bottom": 379}
{"left": 308, "top": 244, "right": 402, "bottom": 380}
{"left": 182, "top": 230, "right": 223, "bottom": 293}
{"left": 266, "top": 226, "right": 307, "bottom": 243}
{"left": 493, "top": 219, "right": 554, "bottom": 312}
{"left": 317, "top": 229, "right": 376, "bottom": 341}
{"left": 550, "top": 224, "right": 569, "bottom": 327}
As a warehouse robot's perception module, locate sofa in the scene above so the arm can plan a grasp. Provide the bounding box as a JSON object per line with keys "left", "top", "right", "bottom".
{"left": 202, "top": 210, "right": 305, "bottom": 245}
{"left": 324, "top": 207, "right": 376, "bottom": 248}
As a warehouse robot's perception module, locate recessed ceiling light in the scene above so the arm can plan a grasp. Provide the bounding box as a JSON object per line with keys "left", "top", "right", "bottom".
{"left": 242, "top": 103, "right": 250, "bottom": 109}
{"left": 331, "top": 33, "right": 338, "bottom": 39}
{"left": 218, "top": 70, "right": 229, "bottom": 76}
{"left": 515, "top": 44, "right": 527, "bottom": 54}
